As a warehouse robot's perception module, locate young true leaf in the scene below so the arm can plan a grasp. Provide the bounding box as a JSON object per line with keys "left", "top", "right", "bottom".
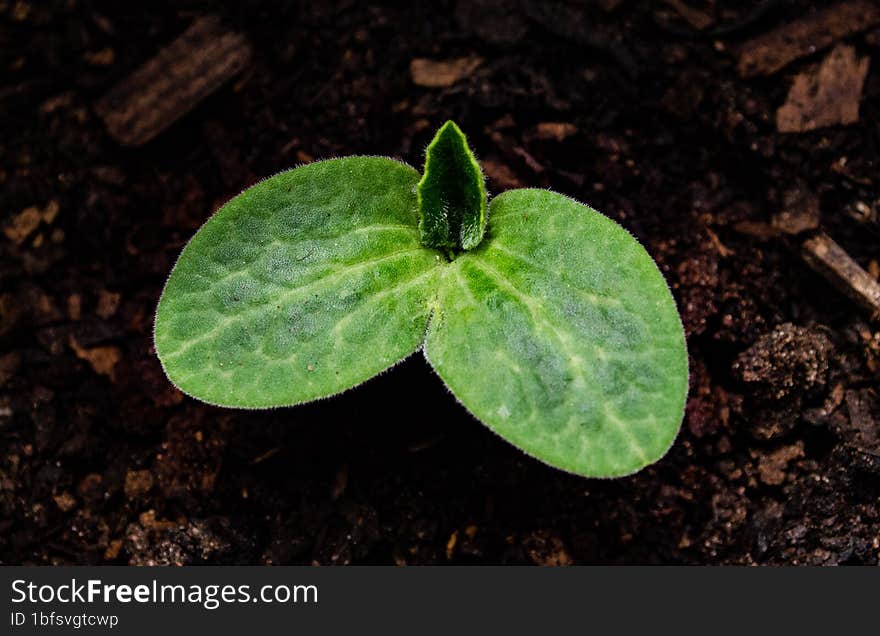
{"left": 154, "top": 157, "right": 441, "bottom": 408}
{"left": 154, "top": 122, "right": 688, "bottom": 478}
{"left": 424, "top": 189, "right": 688, "bottom": 477}
{"left": 417, "top": 121, "right": 488, "bottom": 252}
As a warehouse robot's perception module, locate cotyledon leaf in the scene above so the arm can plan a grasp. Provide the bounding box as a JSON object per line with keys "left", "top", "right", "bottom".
{"left": 417, "top": 121, "right": 488, "bottom": 252}
{"left": 423, "top": 189, "right": 688, "bottom": 477}
{"left": 154, "top": 157, "right": 443, "bottom": 408}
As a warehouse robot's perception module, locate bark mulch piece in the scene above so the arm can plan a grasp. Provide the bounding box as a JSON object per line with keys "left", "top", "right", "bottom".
{"left": 737, "top": 0, "right": 880, "bottom": 77}
{"left": 776, "top": 45, "right": 869, "bottom": 133}
{"left": 94, "top": 16, "right": 252, "bottom": 146}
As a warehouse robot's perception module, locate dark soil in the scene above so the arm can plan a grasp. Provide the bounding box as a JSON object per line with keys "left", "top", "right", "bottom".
{"left": 2, "top": 0, "right": 879, "bottom": 565}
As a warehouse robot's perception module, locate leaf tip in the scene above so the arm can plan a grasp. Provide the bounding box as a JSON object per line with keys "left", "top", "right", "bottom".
{"left": 417, "top": 121, "right": 488, "bottom": 254}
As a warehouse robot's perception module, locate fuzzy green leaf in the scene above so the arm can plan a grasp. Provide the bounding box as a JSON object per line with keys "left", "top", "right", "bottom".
{"left": 154, "top": 157, "right": 442, "bottom": 408}
{"left": 424, "top": 189, "right": 688, "bottom": 477}
{"left": 417, "top": 121, "right": 488, "bottom": 252}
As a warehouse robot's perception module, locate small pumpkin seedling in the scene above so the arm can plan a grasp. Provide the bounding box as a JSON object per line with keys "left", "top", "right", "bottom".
{"left": 154, "top": 121, "right": 688, "bottom": 477}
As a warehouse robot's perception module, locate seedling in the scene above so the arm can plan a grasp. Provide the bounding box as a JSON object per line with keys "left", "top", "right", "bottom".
{"left": 154, "top": 121, "right": 688, "bottom": 477}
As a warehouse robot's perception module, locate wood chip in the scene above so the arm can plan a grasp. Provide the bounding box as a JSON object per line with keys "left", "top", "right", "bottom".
{"left": 104, "top": 539, "right": 123, "bottom": 561}
{"left": 3, "top": 200, "right": 56, "bottom": 244}
{"left": 802, "top": 233, "right": 880, "bottom": 317}
{"left": 409, "top": 56, "right": 483, "bottom": 88}
{"left": 69, "top": 335, "right": 122, "bottom": 380}
{"left": 53, "top": 492, "right": 77, "bottom": 512}
{"left": 3, "top": 207, "right": 41, "bottom": 244}
{"left": 96, "top": 290, "right": 121, "bottom": 319}
{"left": 527, "top": 122, "right": 578, "bottom": 142}
{"left": 737, "top": 1, "right": 880, "bottom": 77}
{"left": 446, "top": 530, "right": 458, "bottom": 560}
{"left": 94, "top": 16, "right": 252, "bottom": 146}
{"left": 777, "top": 45, "right": 869, "bottom": 133}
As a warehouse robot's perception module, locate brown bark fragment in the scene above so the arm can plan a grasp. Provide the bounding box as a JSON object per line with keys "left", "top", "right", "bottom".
{"left": 69, "top": 335, "right": 122, "bottom": 380}
{"left": 777, "top": 45, "right": 869, "bottom": 133}
{"left": 409, "top": 56, "right": 483, "bottom": 88}
{"left": 528, "top": 122, "right": 578, "bottom": 142}
{"left": 737, "top": 1, "right": 880, "bottom": 77}
{"left": 94, "top": 16, "right": 252, "bottom": 146}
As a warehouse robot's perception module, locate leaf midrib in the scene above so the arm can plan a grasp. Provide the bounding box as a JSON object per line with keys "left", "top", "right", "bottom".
{"left": 448, "top": 255, "right": 651, "bottom": 466}
{"left": 160, "top": 245, "right": 433, "bottom": 360}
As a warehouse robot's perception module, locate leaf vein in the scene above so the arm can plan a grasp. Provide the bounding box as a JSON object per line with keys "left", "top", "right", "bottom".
{"left": 162, "top": 247, "right": 431, "bottom": 359}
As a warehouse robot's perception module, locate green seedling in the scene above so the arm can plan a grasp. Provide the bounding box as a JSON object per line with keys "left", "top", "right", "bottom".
{"left": 154, "top": 121, "right": 688, "bottom": 477}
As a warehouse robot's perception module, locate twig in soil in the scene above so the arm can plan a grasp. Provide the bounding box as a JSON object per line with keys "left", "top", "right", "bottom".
{"left": 802, "top": 233, "right": 880, "bottom": 318}
{"left": 705, "top": 227, "right": 733, "bottom": 257}
{"left": 661, "top": 0, "right": 714, "bottom": 32}
{"left": 94, "top": 16, "right": 252, "bottom": 147}
{"left": 737, "top": 0, "right": 880, "bottom": 77}
{"left": 250, "top": 447, "right": 281, "bottom": 465}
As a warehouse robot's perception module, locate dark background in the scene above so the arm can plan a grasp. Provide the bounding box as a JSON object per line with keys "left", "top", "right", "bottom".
{"left": 2, "top": 0, "right": 879, "bottom": 565}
